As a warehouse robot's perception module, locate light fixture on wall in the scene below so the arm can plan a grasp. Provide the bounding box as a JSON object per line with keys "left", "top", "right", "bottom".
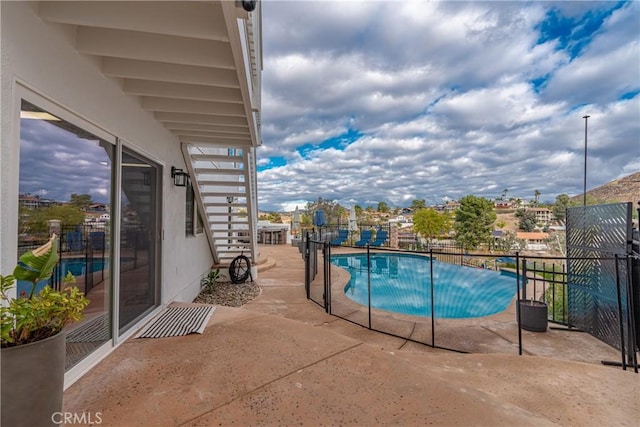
{"left": 171, "top": 166, "right": 189, "bottom": 187}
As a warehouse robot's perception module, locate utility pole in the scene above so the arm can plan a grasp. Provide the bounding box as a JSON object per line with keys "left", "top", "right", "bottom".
{"left": 583, "top": 115, "right": 590, "bottom": 207}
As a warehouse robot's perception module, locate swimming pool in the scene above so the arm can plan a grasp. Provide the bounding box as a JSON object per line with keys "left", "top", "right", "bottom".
{"left": 331, "top": 253, "right": 518, "bottom": 319}
{"left": 17, "top": 258, "right": 107, "bottom": 296}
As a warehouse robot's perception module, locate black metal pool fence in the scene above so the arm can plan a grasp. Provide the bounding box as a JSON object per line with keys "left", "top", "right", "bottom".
{"left": 17, "top": 223, "right": 145, "bottom": 294}
{"left": 303, "top": 235, "right": 639, "bottom": 371}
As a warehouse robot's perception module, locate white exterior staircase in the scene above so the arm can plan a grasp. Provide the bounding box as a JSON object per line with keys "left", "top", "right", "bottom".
{"left": 183, "top": 144, "right": 258, "bottom": 267}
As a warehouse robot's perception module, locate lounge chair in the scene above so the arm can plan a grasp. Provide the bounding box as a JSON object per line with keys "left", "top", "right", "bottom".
{"left": 90, "top": 231, "right": 106, "bottom": 250}
{"left": 369, "top": 230, "right": 388, "bottom": 247}
{"left": 330, "top": 229, "right": 349, "bottom": 246}
{"left": 354, "top": 229, "right": 373, "bottom": 247}
{"left": 65, "top": 231, "right": 84, "bottom": 252}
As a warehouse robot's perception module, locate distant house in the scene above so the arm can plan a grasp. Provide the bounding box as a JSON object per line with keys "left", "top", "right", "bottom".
{"left": 434, "top": 201, "right": 459, "bottom": 213}
{"left": 492, "top": 230, "right": 505, "bottom": 238}
{"left": 516, "top": 232, "right": 549, "bottom": 251}
{"left": 401, "top": 207, "right": 415, "bottom": 215}
{"left": 494, "top": 201, "right": 512, "bottom": 209}
{"left": 18, "top": 194, "right": 58, "bottom": 209}
{"left": 527, "top": 207, "right": 552, "bottom": 224}
{"left": 389, "top": 215, "right": 413, "bottom": 228}
{"left": 88, "top": 203, "right": 108, "bottom": 212}
{"left": 18, "top": 194, "right": 40, "bottom": 209}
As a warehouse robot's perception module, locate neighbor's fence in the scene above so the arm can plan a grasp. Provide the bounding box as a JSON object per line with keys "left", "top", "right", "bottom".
{"left": 303, "top": 234, "right": 638, "bottom": 371}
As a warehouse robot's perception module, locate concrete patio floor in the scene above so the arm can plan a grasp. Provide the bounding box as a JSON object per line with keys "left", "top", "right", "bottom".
{"left": 63, "top": 244, "right": 640, "bottom": 426}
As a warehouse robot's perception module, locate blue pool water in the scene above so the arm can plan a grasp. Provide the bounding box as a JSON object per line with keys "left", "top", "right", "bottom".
{"left": 331, "top": 253, "right": 517, "bottom": 319}
{"left": 17, "top": 258, "right": 107, "bottom": 296}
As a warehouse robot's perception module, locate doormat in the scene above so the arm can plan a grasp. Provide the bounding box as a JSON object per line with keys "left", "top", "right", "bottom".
{"left": 67, "top": 313, "right": 110, "bottom": 343}
{"left": 135, "top": 305, "right": 215, "bottom": 339}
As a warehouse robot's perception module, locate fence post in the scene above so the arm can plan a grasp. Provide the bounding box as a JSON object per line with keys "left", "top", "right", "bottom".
{"left": 430, "top": 249, "right": 435, "bottom": 348}
{"left": 614, "top": 254, "right": 627, "bottom": 370}
{"left": 624, "top": 255, "right": 638, "bottom": 372}
{"left": 304, "top": 231, "right": 310, "bottom": 300}
{"left": 516, "top": 251, "right": 522, "bottom": 355}
{"left": 522, "top": 257, "right": 528, "bottom": 301}
{"left": 367, "top": 244, "right": 371, "bottom": 330}
{"left": 323, "top": 242, "right": 331, "bottom": 314}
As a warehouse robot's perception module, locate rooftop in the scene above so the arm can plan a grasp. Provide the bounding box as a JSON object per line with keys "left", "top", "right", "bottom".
{"left": 63, "top": 244, "right": 639, "bottom": 426}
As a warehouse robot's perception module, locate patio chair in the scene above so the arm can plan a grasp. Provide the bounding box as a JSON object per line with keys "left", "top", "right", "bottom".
{"left": 354, "top": 229, "right": 373, "bottom": 247}
{"left": 369, "top": 230, "right": 388, "bottom": 247}
{"left": 89, "top": 231, "right": 106, "bottom": 250}
{"left": 65, "top": 231, "right": 84, "bottom": 252}
{"left": 330, "top": 229, "right": 349, "bottom": 246}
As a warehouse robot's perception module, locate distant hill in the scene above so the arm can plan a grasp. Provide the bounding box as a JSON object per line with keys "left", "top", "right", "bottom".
{"left": 571, "top": 171, "right": 640, "bottom": 205}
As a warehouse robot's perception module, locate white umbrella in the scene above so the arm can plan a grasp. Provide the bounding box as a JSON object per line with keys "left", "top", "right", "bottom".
{"left": 348, "top": 208, "right": 358, "bottom": 232}
{"left": 292, "top": 206, "right": 300, "bottom": 235}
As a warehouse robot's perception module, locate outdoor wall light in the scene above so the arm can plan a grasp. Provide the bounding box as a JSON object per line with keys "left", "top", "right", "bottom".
{"left": 237, "top": 0, "right": 257, "bottom": 12}
{"left": 171, "top": 166, "right": 189, "bottom": 187}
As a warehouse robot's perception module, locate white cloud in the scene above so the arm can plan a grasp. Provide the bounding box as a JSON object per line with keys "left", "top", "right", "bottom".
{"left": 257, "top": 0, "right": 640, "bottom": 211}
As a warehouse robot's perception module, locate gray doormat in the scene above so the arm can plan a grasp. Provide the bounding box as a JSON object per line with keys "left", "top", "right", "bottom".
{"left": 135, "top": 305, "right": 215, "bottom": 339}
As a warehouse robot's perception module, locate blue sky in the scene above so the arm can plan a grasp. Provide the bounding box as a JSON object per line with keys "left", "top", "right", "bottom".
{"left": 257, "top": 0, "right": 639, "bottom": 212}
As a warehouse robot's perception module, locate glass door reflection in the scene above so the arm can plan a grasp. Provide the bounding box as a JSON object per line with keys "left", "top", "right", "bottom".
{"left": 119, "top": 150, "right": 160, "bottom": 333}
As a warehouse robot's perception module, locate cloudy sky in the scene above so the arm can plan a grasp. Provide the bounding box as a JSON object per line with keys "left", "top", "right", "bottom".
{"left": 257, "top": 0, "right": 639, "bottom": 212}
{"left": 20, "top": 118, "right": 113, "bottom": 204}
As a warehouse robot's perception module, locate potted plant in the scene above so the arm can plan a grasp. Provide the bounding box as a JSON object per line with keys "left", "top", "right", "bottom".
{"left": 517, "top": 297, "right": 548, "bottom": 332}
{"left": 1, "top": 234, "right": 89, "bottom": 427}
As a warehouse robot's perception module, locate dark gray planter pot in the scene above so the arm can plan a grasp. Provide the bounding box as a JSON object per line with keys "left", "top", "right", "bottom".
{"left": 1, "top": 331, "right": 65, "bottom": 427}
{"left": 517, "top": 300, "right": 548, "bottom": 332}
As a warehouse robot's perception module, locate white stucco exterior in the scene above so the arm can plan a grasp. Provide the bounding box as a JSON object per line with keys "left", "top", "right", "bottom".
{"left": 1, "top": 1, "right": 261, "bottom": 386}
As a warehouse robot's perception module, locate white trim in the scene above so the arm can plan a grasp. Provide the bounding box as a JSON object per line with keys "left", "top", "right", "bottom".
{"left": 64, "top": 340, "right": 112, "bottom": 390}
{"left": 15, "top": 80, "right": 116, "bottom": 144}
{"left": 112, "top": 138, "right": 123, "bottom": 344}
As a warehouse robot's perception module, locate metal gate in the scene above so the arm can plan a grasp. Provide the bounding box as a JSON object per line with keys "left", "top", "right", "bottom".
{"left": 566, "top": 202, "right": 637, "bottom": 366}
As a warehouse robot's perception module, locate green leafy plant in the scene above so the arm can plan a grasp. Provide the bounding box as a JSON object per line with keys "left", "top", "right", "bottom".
{"left": 1, "top": 234, "right": 89, "bottom": 348}
{"left": 201, "top": 268, "right": 221, "bottom": 293}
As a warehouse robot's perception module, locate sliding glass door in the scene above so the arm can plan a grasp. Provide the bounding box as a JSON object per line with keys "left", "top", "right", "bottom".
{"left": 18, "top": 99, "right": 113, "bottom": 370}
{"left": 119, "top": 149, "right": 161, "bottom": 333}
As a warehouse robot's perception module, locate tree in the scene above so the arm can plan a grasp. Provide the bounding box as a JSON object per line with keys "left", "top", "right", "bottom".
{"left": 502, "top": 188, "right": 508, "bottom": 200}
{"left": 552, "top": 194, "right": 571, "bottom": 222}
{"left": 377, "top": 201, "right": 389, "bottom": 213}
{"left": 515, "top": 208, "right": 537, "bottom": 232}
{"left": 545, "top": 231, "right": 566, "bottom": 257}
{"left": 411, "top": 199, "right": 426, "bottom": 209}
{"left": 305, "top": 198, "right": 343, "bottom": 225}
{"left": 412, "top": 208, "right": 451, "bottom": 242}
{"left": 300, "top": 213, "right": 312, "bottom": 226}
{"left": 269, "top": 212, "right": 283, "bottom": 223}
{"left": 494, "top": 231, "right": 526, "bottom": 253}
{"left": 69, "top": 193, "right": 93, "bottom": 210}
{"left": 336, "top": 206, "right": 347, "bottom": 225}
{"left": 453, "top": 195, "right": 496, "bottom": 250}
{"left": 533, "top": 189, "right": 541, "bottom": 206}
{"left": 22, "top": 205, "right": 85, "bottom": 234}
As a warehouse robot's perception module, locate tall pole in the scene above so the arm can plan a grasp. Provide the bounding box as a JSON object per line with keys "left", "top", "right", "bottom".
{"left": 583, "top": 115, "right": 590, "bottom": 207}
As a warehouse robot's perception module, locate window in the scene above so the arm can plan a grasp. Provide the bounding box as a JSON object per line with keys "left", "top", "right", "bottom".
{"left": 186, "top": 179, "right": 195, "bottom": 236}
{"left": 186, "top": 179, "right": 204, "bottom": 236}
